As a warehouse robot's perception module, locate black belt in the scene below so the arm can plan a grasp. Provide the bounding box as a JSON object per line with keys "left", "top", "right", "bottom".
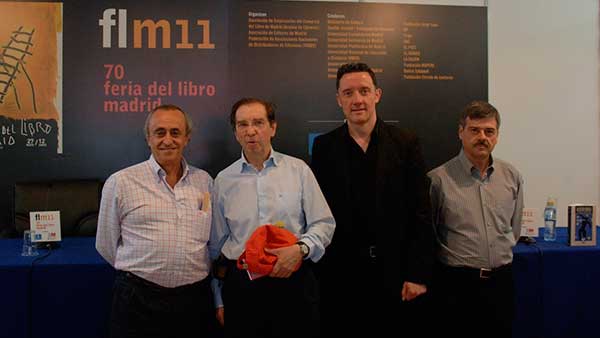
{"left": 439, "top": 263, "right": 512, "bottom": 280}
{"left": 355, "top": 245, "right": 377, "bottom": 261}
{"left": 116, "top": 270, "right": 208, "bottom": 293}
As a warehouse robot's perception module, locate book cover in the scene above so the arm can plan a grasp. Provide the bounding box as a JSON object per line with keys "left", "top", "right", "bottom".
{"left": 568, "top": 204, "right": 596, "bottom": 246}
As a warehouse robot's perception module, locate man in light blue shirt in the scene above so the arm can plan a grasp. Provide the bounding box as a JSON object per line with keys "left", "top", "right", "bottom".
{"left": 209, "top": 97, "right": 335, "bottom": 338}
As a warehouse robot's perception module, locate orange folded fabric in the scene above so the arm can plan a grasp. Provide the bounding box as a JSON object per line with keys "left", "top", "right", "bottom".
{"left": 237, "top": 224, "right": 300, "bottom": 277}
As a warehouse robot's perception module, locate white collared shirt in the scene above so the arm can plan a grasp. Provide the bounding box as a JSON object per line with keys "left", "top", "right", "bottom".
{"left": 96, "top": 155, "right": 213, "bottom": 288}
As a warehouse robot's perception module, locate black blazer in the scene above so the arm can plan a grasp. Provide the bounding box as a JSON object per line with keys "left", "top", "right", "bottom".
{"left": 311, "top": 119, "right": 434, "bottom": 292}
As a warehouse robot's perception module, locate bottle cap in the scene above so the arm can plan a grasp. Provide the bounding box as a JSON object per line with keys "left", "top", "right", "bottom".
{"left": 547, "top": 197, "right": 556, "bottom": 207}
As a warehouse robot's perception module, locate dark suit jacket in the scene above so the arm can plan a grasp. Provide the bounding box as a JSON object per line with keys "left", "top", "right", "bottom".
{"left": 311, "top": 119, "right": 434, "bottom": 293}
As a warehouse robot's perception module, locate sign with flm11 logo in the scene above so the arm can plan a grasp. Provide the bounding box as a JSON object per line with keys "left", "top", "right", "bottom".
{"left": 29, "top": 211, "right": 61, "bottom": 242}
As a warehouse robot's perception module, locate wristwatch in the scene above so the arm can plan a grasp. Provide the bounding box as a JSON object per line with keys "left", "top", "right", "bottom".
{"left": 297, "top": 241, "right": 310, "bottom": 258}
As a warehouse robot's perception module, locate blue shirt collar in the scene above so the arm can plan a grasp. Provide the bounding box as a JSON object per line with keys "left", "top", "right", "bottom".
{"left": 240, "top": 148, "right": 278, "bottom": 173}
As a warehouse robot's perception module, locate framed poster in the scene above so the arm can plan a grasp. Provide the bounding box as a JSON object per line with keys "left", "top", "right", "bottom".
{"left": 568, "top": 204, "right": 597, "bottom": 246}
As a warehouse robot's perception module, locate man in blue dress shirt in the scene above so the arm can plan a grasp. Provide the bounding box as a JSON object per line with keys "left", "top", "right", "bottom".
{"left": 209, "top": 97, "right": 335, "bottom": 338}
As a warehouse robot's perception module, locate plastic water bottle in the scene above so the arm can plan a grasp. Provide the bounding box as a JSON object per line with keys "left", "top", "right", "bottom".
{"left": 544, "top": 197, "right": 557, "bottom": 241}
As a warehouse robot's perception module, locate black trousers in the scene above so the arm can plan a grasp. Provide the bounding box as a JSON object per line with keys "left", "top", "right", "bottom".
{"left": 318, "top": 258, "right": 431, "bottom": 338}
{"left": 222, "top": 260, "right": 320, "bottom": 338}
{"left": 432, "top": 263, "right": 515, "bottom": 338}
{"left": 109, "top": 271, "right": 217, "bottom": 338}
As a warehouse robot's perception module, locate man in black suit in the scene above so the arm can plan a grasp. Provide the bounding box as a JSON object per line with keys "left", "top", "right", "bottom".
{"left": 311, "top": 63, "right": 433, "bottom": 337}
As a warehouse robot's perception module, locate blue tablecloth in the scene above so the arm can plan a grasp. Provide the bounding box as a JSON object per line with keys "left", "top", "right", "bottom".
{"left": 513, "top": 227, "right": 600, "bottom": 338}
{"left": 513, "top": 240, "right": 543, "bottom": 338}
{"left": 1, "top": 231, "right": 598, "bottom": 338}
{"left": 0, "top": 240, "right": 33, "bottom": 338}
{"left": 0, "top": 237, "right": 114, "bottom": 338}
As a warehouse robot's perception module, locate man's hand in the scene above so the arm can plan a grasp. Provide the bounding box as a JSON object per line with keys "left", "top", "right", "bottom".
{"left": 215, "top": 307, "right": 224, "bottom": 327}
{"left": 401, "top": 281, "right": 427, "bottom": 301}
{"left": 264, "top": 245, "right": 302, "bottom": 278}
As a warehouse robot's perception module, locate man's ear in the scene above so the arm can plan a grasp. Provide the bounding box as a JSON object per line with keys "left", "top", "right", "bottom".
{"left": 270, "top": 121, "right": 277, "bottom": 138}
{"left": 375, "top": 87, "right": 382, "bottom": 103}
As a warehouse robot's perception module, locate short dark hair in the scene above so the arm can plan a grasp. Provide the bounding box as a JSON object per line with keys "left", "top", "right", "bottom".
{"left": 336, "top": 63, "right": 378, "bottom": 90}
{"left": 459, "top": 101, "right": 501, "bottom": 129}
{"left": 144, "top": 104, "right": 193, "bottom": 138}
{"left": 229, "top": 98, "right": 276, "bottom": 131}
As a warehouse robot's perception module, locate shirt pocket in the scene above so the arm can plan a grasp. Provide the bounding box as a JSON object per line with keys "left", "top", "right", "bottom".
{"left": 186, "top": 208, "right": 210, "bottom": 243}
{"left": 278, "top": 190, "right": 303, "bottom": 222}
{"left": 494, "top": 191, "right": 517, "bottom": 234}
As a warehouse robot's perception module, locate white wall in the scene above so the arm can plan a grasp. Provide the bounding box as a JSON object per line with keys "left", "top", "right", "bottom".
{"left": 488, "top": 0, "right": 599, "bottom": 227}
{"left": 306, "top": 0, "right": 600, "bottom": 227}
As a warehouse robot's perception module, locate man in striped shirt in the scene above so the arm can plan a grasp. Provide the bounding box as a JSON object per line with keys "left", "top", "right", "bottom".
{"left": 96, "top": 104, "right": 216, "bottom": 338}
{"left": 428, "top": 101, "right": 524, "bottom": 338}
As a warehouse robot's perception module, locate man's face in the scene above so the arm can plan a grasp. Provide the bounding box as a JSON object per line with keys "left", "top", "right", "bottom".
{"left": 146, "top": 108, "right": 190, "bottom": 167}
{"left": 234, "top": 102, "right": 277, "bottom": 160}
{"left": 459, "top": 116, "right": 499, "bottom": 162}
{"left": 336, "top": 72, "right": 382, "bottom": 126}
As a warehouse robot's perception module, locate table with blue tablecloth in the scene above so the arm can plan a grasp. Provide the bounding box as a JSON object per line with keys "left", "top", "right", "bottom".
{"left": 0, "top": 237, "right": 114, "bottom": 338}
{"left": 513, "top": 227, "right": 600, "bottom": 338}
{"left": 0, "top": 239, "right": 33, "bottom": 338}
{"left": 1, "top": 230, "right": 599, "bottom": 338}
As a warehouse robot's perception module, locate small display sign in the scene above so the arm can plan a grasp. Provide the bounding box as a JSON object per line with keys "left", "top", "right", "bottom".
{"left": 520, "top": 208, "right": 539, "bottom": 237}
{"left": 29, "top": 211, "right": 61, "bottom": 242}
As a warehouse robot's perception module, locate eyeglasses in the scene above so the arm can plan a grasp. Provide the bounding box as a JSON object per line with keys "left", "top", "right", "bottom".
{"left": 236, "top": 119, "right": 269, "bottom": 131}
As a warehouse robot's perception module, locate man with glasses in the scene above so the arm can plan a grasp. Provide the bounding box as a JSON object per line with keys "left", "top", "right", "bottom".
{"left": 209, "top": 97, "right": 335, "bottom": 338}
{"left": 428, "top": 101, "right": 524, "bottom": 338}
